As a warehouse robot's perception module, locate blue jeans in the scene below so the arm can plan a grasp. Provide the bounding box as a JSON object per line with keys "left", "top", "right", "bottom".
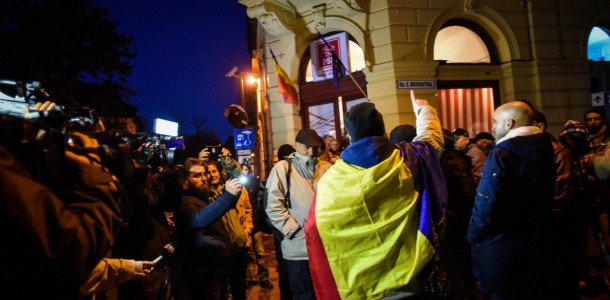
{"left": 286, "top": 260, "right": 315, "bottom": 300}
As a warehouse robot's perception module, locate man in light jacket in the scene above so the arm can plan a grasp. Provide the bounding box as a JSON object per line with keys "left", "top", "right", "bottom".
{"left": 265, "top": 128, "right": 331, "bottom": 300}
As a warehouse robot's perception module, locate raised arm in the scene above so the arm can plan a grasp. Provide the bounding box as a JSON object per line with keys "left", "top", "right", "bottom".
{"left": 410, "top": 90, "right": 444, "bottom": 154}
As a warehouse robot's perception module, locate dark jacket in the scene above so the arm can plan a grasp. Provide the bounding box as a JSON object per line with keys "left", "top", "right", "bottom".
{"left": 175, "top": 192, "right": 239, "bottom": 264}
{"left": 440, "top": 149, "right": 476, "bottom": 243}
{"left": 467, "top": 131, "right": 554, "bottom": 244}
{"left": 466, "top": 128, "right": 555, "bottom": 296}
{"left": 0, "top": 144, "right": 122, "bottom": 299}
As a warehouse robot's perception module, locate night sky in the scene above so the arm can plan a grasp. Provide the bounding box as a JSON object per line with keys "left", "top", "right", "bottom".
{"left": 93, "top": 0, "right": 251, "bottom": 140}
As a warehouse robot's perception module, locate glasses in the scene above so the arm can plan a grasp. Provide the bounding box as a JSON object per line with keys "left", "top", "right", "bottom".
{"left": 189, "top": 172, "right": 206, "bottom": 180}
{"left": 297, "top": 142, "right": 320, "bottom": 151}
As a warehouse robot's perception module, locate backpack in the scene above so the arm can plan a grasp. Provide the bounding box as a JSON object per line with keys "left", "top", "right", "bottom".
{"left": 258, "top": 159, "right": 292, "bottom": 241}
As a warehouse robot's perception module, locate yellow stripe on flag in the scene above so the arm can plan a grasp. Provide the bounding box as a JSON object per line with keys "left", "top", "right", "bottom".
{"left": 315, "top": 150, "right": 435, "bottom": 299}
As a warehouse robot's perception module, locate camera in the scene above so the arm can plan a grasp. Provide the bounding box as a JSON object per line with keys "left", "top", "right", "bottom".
{"left": 132, "top": 135, "right": 186, "bottom": 169}
{"left": 130, "top": 118, "right": 186, "bottom": 169}
{"left": 0, "top": 80, "right": 63, "bottom": 119}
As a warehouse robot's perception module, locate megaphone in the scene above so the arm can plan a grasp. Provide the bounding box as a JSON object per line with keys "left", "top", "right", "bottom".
{"left": 224, "top": 104, "right": 248, "bottom": 129}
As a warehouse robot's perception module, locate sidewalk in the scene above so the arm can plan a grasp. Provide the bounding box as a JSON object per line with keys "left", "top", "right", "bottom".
{"left": 245, "top": 233, "right": 281, "bottom": 300}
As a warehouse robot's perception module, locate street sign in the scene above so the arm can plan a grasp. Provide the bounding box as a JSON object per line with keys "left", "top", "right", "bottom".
{"left": 234, "top": 128, "right": 254, "bottom": 150}
{"left": 592, "top": 91, "right": 610, "bottom": 107}
{"left": 396, "top": 80, "right": 437, "bottom": 89}
{"left": 237, "top": 149, "right": 251, "bottom": 156}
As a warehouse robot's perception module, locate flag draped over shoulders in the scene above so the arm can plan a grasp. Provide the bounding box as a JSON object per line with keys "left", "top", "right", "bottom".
{"left": 397, "top": 141, "right": 447, "bottom": 247}
{"left": 306, "top": 147, "right": 445, "bottom": 299}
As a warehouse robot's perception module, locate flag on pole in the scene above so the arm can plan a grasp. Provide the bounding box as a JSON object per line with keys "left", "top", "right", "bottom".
{"left": 317, "top": 30, "right": 347, "bottom": 88}
{"left": 270, "top": 48, "right": 298, "bottom": 105}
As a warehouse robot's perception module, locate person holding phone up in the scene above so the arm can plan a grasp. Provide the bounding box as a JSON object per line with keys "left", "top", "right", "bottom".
{"left": 198, "top": 146, "right": 253, "bottom": 300}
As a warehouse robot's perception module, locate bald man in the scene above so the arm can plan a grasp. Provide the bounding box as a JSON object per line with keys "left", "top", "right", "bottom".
{"left": 467, "top": 101, "right": 556, "bottom": 299}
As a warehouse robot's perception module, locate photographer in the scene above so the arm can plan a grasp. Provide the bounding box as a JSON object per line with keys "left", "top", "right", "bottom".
{"left": 63, "top": 107, "right": 179, "bottom": 300}
{"left": 113, "top": 163, "right": 175, "bottom": 300}
{"left": 112, "top": 137, "right": 179, "bottom": 300}
{"left": 198, "top": 145, "right": 240, "bottom": 177}
{"left": 199, "top": 146, "right": 252, "bottom": 299}
{"left": 0, "top": 126, "right": 123, "bottom": 299}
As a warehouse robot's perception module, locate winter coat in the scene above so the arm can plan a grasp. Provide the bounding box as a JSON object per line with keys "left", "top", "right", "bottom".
{"left": 467, "top": 126, "right": 555, "bottom": 296}
{"left": 175, "top": 192, "right": 239, "bottom": 263}
{"left": 265, "top": 151, "right": 331, "bottom": 260}
{"left": 464, "top": 142, "right": 486, "bottom": 185}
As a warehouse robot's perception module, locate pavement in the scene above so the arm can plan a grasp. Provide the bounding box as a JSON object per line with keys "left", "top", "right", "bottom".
{"left": 245, "top": 233, "right": 281, "bottom": 300}
{"left": 240, "top": 233, "right": 610, "bottom": 300}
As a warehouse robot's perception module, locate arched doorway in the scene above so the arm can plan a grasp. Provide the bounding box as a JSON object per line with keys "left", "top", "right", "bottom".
{"left": 299, "top": 33, "right": 367, "bottom": 144}
{"left": 434, "top": 19, "right": 501, "bottom": 136}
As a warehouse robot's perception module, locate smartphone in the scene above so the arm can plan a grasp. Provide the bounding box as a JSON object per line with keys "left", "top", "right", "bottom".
{"left": 206, "top": 145, "right": 223, "bottom": 160}
{"left": 230, "top": 173, "right": 248, "bottom": 185}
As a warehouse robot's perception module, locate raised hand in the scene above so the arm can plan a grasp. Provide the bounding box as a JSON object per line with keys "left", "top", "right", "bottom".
{"left": 198, "top": 148, "right": 210, "bottom": 161}
{"left": 410, "top": 90, "right": 429, "bottom": 114}
{"left": 225, "top": 178, "right": 242, "bottom": 196}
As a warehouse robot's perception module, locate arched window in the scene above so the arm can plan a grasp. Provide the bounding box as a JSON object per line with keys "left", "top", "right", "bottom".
{"left": 433, "top": 20, "right": 500, "bottom": 135}
{"left": 588, "top": 26, "right": 610, "bottom": 61}
{"left": 299, "top": 34, "right": 368, "bottom": 142}
{"left": 434, "top": 26, "right": 491, "bottom": 63}
{"left": 304, "top": 40, "right": 366, "bottom": 82}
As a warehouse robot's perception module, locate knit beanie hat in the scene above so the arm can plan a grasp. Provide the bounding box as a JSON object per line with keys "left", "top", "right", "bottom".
{"left": 560, "top": 120, "right": 589, "bottom": 140}
{"left": 473, "top": 132, "right": 495, "bottom": 142}
{"left": 452, "top": 128, "right": 469, "bottom": 138}
{"left": 344, "top": 102, "right": 386, "bottom": 143}
{"left": 389, "top": 124, "right": 416, "bottom": 144}
{"left": 277, "top": 144, "right": 296, "bottom": 159}
{"left": 295, "top": 128, "right": 323, "bottom": 148}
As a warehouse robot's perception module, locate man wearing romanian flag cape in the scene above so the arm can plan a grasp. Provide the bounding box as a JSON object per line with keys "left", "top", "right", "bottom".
{"left": 305, "top": 90, "right": 447, "bottom": 299}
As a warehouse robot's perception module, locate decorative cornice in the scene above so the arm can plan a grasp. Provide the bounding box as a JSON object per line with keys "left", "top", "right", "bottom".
{"left": 330, "top": 0, "right": 363, "bottom": 17}
{"left": 239, "top": 0, "right": 297, "bottom": 37}
{"left": 311, "top": 4, "right": 326, "bottom": 28}
{"left": 238, "top": 0, "right": 365, "bottom": 36}
{"left": 463, "top": 0, "right": 480, "bottom": 13}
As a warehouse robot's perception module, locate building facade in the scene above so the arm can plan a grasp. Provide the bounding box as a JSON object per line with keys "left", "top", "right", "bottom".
{"left": 238, "top": 0, "right": 610, "bottom": 169}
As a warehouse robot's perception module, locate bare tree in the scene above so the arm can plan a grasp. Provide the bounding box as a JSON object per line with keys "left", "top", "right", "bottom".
{"left": 191, "top": 114, "right": 209, "bottom": 135}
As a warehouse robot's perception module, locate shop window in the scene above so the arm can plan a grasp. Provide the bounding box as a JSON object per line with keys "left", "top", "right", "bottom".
{"left": 588, "top": 26, "right": 610, "bottom": 61}
{"left": 434, "top": 26, "right": 490, "bottom": 63}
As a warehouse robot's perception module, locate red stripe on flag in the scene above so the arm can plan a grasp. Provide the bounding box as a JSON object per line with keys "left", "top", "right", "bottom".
{"left": 274, "top": 61, "right": 299, "bottom": 105}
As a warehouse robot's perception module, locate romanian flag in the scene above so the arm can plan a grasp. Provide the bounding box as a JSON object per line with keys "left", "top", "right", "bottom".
{"left": 270, "top": 49, "right": 298, "bottom": 105}
{"left": 306, "top": 144, "right": 446, "bottom": 299}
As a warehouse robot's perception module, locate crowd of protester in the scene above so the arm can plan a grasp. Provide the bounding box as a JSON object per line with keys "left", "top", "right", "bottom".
{"left": 2, "top": 91, "right": 610, "bottom": 300}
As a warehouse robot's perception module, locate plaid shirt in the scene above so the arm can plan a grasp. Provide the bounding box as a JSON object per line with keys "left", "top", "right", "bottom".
{"left": 574, "top": 141, "right": 607, "bottom": 191}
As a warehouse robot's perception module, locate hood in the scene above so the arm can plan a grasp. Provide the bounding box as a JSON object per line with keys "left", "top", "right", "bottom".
{"left": 495, "top": 127, "right": 553, "bottom": 163}
{"left": 340, "top": 136, "right": 395, "bottom": 168}
{"left": 496, "top": 126, "right": 542, "bottom": 145}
